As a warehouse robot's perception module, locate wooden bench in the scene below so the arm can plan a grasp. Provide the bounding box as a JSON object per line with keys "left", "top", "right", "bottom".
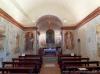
{"left": 61, "top": 66, "right": 100, "bottom": 71}
{"left": 19, "top": 55, "right": 42, "bottom": 63}
{"left": 60, "top": 61, "right": 99, "bottom": 67}
{"left": 60, "top": 61, "right": 99, "bottom": 73}
{"left": 12, "top": 58, "right": 42, "bottom": 68}
{"left": 0, "top": 67, "right": 36, "bottom": 74}
{"left": 0, "top": 73, "right": 29, "bottom": 74}
{"left": 2, "top": 61, "right": 41, "bottom": 73}
{"left": 58, "top": 58, "right": 89, "bottom": 64}
{"left": 61, "top": 66, "right": 100, "bottom": 74}
{"left": 58, "top": 55, "right": 81, "bottom": 59}
{"left": 60, "top": 62, "right": 100, "bottom": 74}
{"left": 58, "top": 55, "right": 81, "bottom": 63}
{"left": 12, "top": 58, "right": 42, "bottom": 64}
{"left": 62, "top": 71, "right": 100, "bottom": 74}
{"left": 19, "top": 55, "right": 42, "bottom": 59}
{"left": 59, "top": 61, "right": 99, "bottom": 68}
{"left": 60, "top": 58, "right": 89, "bottom": 61}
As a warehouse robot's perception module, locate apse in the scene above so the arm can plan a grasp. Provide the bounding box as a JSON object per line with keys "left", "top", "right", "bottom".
{"left": 36, "top": 15, "right": 62, "bottom": 48}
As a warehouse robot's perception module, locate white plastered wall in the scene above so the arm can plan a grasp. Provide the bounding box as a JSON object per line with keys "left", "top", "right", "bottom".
{"left": 77, "top": 15, "right": 100, "bottom": 60}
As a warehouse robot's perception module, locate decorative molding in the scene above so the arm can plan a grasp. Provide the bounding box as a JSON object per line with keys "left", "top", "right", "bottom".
{"left": 0, "top": 8, "right": 24, "bottom": 30}
{"left": 23, "top": 27, "right": 38, "bottom": 31}
{"left": 0, "top": 8, "right": 38, "bottom": 31}
{"left": 61, "top": 7, "right": 100, "bottom": 30}
{"left": 61, "top": 26, "right": 76, "bottom": 30}
{"left": 0, "top": 7, "right": 100, "bottom": 31}
{"left": 75, "top": 7, "right": 100, "bottom": 29}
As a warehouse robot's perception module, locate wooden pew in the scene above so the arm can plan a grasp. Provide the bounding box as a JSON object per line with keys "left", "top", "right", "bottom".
{"left": 12, "top": 58, "right": 41, "bottom": 64}
{"left": 58, "top": 55, "right": 81, "bottom": 60}
{"left": 0, "top": 67, "right": 35, "bottom": 74}
{"left": 61, "top": 66, "right": 100, "bottom": 71}
{"left": 58, "top": 55, "right": 81, "bottom": 63}
{"left": 60, "top": 61, "right": 100, "bottom": 74}
{"left": 61, "top": 61, "right": 99, "bottom": 66}
{"left": 12, "top": 58, "right": 42, "bottom": 68}
{"left": 2, "top": 61, "right": 41, "bottom": 73}
{"left": 58, "top": 55, "right": 81, "bottom": 59}
{"left": 0, "top": 72, "right": 28, "bottom": 74}
{"left": 58, "top": 58, "right": 89, "bottom": 64}
{"left": 62, "top": 71, "right": 100, "bottom": 74}
{"left": 19, "top": 55, "right": 42, "bottom": 64}
{"left": 62, "top": 66, "right": 100, "bottom": 74}
{"left": 60, "top": 58, "right": 89, "bottom": 61}
{"left": 19, "top": 55, "right": 42, "bottom": 59}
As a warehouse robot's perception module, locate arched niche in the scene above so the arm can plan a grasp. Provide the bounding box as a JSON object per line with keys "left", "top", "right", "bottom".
{"left": 46, "top": 29, "right": 55, "bottom": 48}
{"left": 36, "top": 15, "right": 62, "bottom": 48}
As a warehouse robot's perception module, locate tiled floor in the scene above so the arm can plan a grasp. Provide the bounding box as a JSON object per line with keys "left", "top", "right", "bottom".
{"left": 43, "top": 56, "right": 58, "bottom": 63}
{"left": 40, "top": 63, "right": 61, "bottom": 74}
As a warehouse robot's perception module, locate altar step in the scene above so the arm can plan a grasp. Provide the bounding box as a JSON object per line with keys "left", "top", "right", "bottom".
{"left": 43, "top": 56, "right": 58, "bottom": 63}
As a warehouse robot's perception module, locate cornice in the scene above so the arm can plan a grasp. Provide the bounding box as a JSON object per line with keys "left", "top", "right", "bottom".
{"left": 61, "top": 7, "right": 100, "bottom": 30}
{"left": 75, "top": 7, "right": 100, "bottom": 29}
{"left": 0, "top": 8, "right": 24, "bottom": 30}
{"left": 61, "top": 26, "right": 76, "bottom": 30}
{"left": 0, "top": 7, "right": 100, "bottom": 31}
{"left": 23, "top": 27, "right": 38, "bottom": 31}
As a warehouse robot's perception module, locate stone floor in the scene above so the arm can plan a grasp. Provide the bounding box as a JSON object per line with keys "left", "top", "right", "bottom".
{"left": 43, "top": 56, "right": 58, "bottom": 63}
{"left": 40, "top": 63, "right": 61, "bottom": 74}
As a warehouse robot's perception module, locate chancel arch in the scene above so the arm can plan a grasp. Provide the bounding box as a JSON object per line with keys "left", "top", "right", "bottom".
{"left": 36, "top": 15, "right": 63, "bottom": 55}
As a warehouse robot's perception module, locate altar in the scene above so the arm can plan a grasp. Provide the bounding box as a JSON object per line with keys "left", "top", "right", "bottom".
{"left": 44, "top": 48, "right": 57, "bottom": 55}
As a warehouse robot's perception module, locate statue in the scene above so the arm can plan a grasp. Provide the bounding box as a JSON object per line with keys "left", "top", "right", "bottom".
{"left": 25, "top": 32, "right": 34, "bottom": 51}
{"left": 46, "top": 29, "right": 55, "bottom": 48}
{"left": 65, "top": 31, "right": 73, "bottom": 49}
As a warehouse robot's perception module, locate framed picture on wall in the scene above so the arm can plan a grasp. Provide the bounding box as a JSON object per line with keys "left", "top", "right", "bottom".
{"left": 64, "top": 31, "right": 74, "bottom": 50}
{"left": 0, "top": 34, "right": 5, "bottom": 49}
{"left": 96, "top": 25, "right": 100, "bottom": 56}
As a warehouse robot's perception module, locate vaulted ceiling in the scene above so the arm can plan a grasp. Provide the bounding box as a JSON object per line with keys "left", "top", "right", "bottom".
{"left": 0, "top": 0, "right": 100, "bottom": 27}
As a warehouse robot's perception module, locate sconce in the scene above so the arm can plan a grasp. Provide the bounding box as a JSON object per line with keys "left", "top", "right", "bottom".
{"left": 77, "top": 38, "right": 80, "bottom": 43}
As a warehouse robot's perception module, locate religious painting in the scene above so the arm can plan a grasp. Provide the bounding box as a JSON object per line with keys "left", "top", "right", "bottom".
{"left": 64, "top": 31, "right": 74, "bottom": 49}
{"left": 0, "top": 26, "right": 5, "bottom": 51}
{"left": 0, "top": 34, "right": 4, "bottom": 50}
{"left": 96, "top": 25, "right": 100, "bottom": 56}
{"left": 46, "top": 29, "right": 55, "bottom": 43}
{"left": 25, "top": 32, "right": 34, "bottom": 51}
{"left": 15, "top": 34, "right": 20, "bottom": 53}
{"left": 12, "top": 34, "right": 20, "bottom": 53}
{"left": 16, "top": 34, "right": 19, "bottom": 49}
{"left": 46, "top": 29, "right": 55, "bottom": 48}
